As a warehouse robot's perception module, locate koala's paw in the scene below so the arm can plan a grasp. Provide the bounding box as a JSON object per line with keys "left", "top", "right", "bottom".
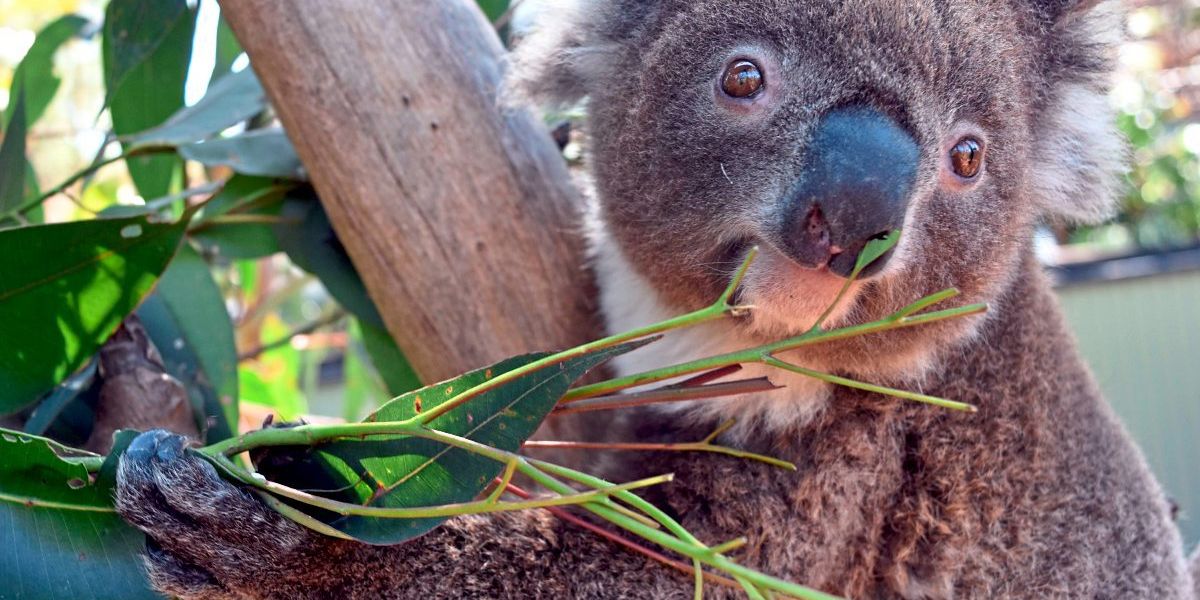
{"left": 116, "top": 430, "right": 315, "bottom": 598}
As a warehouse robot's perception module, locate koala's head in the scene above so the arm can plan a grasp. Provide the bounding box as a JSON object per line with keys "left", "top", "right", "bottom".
{"left": 510, "top": 0, "right": 1124, "bottom": 377}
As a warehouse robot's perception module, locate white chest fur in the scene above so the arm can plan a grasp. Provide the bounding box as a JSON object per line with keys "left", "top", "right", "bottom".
{"left": 589, "top": 220, "right": 834, "bottom": 437}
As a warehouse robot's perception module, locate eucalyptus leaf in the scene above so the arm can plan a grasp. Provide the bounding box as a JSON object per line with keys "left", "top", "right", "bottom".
{"left": 273, "top": 195, "right": 385, "bottom": 329}
{"left": 267, "top": 340, "right": 646, "bottom": 544}
{"left": 0, "top": 214, "right": 190, "bottom": 414}
{"left": 127, "top": 68, "right": 266, "bottom": 148}
{"left": 102, "top": 0, "right": 190, "bottom": 105}
{"left": 6, "top": 15, "right": 91, "bottom": 130}
{"left": 23, "top": 359, "right": 99, "bottom": 437}
{"left": 0, "top": 428, "right": 160, "bottom": 600}
{"left": 191, "top": 177, "right": 291, "bottom": 260}
{"left": 179, "top": 129, "right": 304, "bottom": 179}
{"left": 106, "top": 1, "right": 195, "bottom": 200}
{"left": 136, "top": 244, "right": 238, "bottom": 442}
{"left": 357, "top": 319, "right": 422, "bottom": 397}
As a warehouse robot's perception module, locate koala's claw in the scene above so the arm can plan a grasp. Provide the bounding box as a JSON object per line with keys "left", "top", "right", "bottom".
{"left": 116, "top": 430, "right": 316, "bottom": 597}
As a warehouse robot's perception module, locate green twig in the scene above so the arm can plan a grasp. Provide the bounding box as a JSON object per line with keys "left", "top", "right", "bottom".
{"left": 761, "top": 355, "right": 975, "bottom": 412}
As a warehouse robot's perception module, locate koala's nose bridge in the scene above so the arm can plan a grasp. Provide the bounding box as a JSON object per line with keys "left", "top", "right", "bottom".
{"left": 783, "top": 106, "right": 919, "bottom": 277}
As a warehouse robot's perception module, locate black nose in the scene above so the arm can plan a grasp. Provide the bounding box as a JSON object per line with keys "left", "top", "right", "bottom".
{"left": 782, "top": 106, "right": 918, "bottom": 277}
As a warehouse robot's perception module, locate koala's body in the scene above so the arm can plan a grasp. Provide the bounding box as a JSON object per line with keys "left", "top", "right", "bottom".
{"left": 115, "top": 0, "right": 1200, "bottom": 598}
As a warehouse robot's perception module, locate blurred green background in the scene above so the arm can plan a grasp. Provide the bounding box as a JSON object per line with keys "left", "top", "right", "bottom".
{"left": 1, "top": 0, "right": 1198, "bottom": 548}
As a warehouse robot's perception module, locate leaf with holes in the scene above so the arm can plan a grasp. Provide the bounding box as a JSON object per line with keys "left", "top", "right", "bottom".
{"left": 0, "top": 428, "right": 160, "bottom": 599}
{"left": 0, "top": 214, "right": 190, "bottom": 415}
{"left": 260, "top": 340, "right": 647, "bottom": 544}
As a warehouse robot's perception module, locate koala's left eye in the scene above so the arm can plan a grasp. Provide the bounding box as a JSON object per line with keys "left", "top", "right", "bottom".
{"left": 721, "top": 60, "right": 764, "bottom": 98}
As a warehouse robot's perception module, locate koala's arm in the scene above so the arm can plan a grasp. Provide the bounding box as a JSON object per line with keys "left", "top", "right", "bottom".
{"left": 115, "top": 431, "right": 685, "bottom": 600}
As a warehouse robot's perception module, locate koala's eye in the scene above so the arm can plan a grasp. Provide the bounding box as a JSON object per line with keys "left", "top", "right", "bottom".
{"left": 721, "top": 60, "right": 764, "bottom": 99}
{"left": 949, "top": 137, "right": 984, "bottom": 179}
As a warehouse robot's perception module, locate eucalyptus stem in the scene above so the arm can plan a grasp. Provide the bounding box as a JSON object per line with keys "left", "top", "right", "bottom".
{"left": 11, "top": 146, "right": 175, "bottom": 217}
{"left": 410, "top": 248, "right": 759, "bottom": 427}
{"left": 523, "top": 418, "right": 797, "bottom": 471}
{"left": 563, "top": 299, "right": 986, "bottom": 407}
{"left": 761, "top": 355, "right": 975, "bottom": 412}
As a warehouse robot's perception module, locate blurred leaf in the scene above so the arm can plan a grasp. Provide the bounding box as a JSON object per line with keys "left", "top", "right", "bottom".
{"left": 342, "top": 328, "right": 378, "bottom": 422}
{"left": 193, "top": 219, "right": 282, "bottom": 260}
{"left": 475, "top": 0, "right": 510, "bottom": 21}
{"left": 23, "top": 359, "right": 98, "bottom": 436}
{"left": 273, "top": 195, "right": 385, "bottom": 329}
{"left": 211, "top": 18, "right": 244, "bottom": 82}
{"left": 136, "top": 244, "right": 238, "bottom": 443}
{"left": 239, "top": 316, "right": 307, "bottom": 421}
{"left": 0, "top": 428, "right": 160, "bottom": 600}
{"left": 0, "top": 92, "right": 27, "bottom": 218}
{"left": 179, "top": 129, "right": 304, "bottom": 179}
{"left": 357, "top": 319, "right": 421, "bottom": 397}
{"left": 272, "top": 341, "right": 645, "bottom": 544}
{"left": 127, "top": 68, "right": 266, "bottom": 148}
{"left": 0, "top": 214, "right": 189, "bottom": 414}
{"left": 106, "top": 2, "right": 195, "bottom": 199}
{"left": 5, "top": 15, "right": 91, "bottom": 130}
{"left": 191, "top": 176, "right": 291, "bottom": 260}
{"left": 102, "top": 0, "right": 190, "bottom": 105}
{"left": 198, "top": 176, "right": 285, "bottom": 219}
{"left": 21, "top": 160, "right": 41, "bottom": 223}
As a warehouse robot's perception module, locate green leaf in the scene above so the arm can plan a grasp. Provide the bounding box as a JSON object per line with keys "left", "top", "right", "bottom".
{"left": 102, "top": 0, "right": 190, "bottom": 105}
{"left": 23, "top": 359, "right": 99, "bottom": 436}
{"left": 357, "top": 319, "right": 422, "bottom": 397}
{"left": 5, "top": 15, "right": 91, "bottom": 130}
{"left": 0, "top": 214, "right": 190, "bottom": 414}
{"left": 126, "top": 67, "right": 266, "bottom": 148}
{"left": 0, "top": 428, "right": 161, "bottom": 600}
{"left": 179, "top": 129, "right": 304, "bottom": 179}
{"left": 106, "top": 2, "right": 195, "bottom": 200}
{"left": 273, "top": 195, "right": 385, "bottom": 329}
{"left": 136, "top": 244, "right": 238, "bottom": 443}
{"left": 853, "top": 230, "right": 901, "bottom": 276}
{"left": 476, "top": 0, "right": 511, "bottom": 22}
{"left": 275, "top": 341, "right": 645, "bottom": 544}
{"left": 0, "top": 91, "right": 27, "bottom": 217}
{"left": 191, "top": 177, "right": 291, "bottom": 260}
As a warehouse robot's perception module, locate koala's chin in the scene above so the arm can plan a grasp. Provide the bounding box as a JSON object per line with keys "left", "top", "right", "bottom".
{"left": 736, "top": 243, "right": 866, "bottom": 338}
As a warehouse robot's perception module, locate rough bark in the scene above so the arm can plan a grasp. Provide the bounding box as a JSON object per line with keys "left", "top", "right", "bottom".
{"left": 219, "top": 0, "right": 597, "bottom": 383}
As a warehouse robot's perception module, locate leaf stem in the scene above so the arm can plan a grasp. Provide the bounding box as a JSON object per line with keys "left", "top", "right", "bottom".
{"left": 564, "top": 301, "right": 986, "bottom": 405}
{"left": 411, "top": 249, "right": 759, "bottom": 427}
{"left": 760, "top": 355, "right": 976, "bottom": 412}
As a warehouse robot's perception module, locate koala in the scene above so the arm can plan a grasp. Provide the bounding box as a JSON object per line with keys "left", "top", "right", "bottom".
{"left": 115, "top": 0, "right": 1200, "bottom": 598}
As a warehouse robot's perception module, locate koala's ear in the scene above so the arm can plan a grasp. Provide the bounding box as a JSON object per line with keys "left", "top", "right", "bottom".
{"left": 504, "top": 0, "right": 660, "bottom": 108}
{"left": 1029, "top": 0, "right": 1126, "bottom": 225}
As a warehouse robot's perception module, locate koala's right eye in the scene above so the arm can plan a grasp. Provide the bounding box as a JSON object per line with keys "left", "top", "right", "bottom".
{"left": 721, "top": 60, "right": 764, "bottom": 98}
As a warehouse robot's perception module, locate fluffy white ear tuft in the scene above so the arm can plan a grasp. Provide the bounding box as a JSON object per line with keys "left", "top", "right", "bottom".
{"left": 1031, "top": 1, "right": 1127, "bottom": 225}
{"left": 503, "top": 1, "right": 623, "bottom": 109}
{"left": 1030, "top": 82, "right": 1127, "bottom": 225}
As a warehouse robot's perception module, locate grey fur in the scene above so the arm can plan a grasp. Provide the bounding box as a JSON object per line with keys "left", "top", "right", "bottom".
{"left": 116, "top": 1, "right": 1198, "bottom": 597}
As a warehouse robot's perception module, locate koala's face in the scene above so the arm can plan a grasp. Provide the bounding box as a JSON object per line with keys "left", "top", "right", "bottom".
{"left": 513, "top": 0, "right": 1122, "bottom": 373}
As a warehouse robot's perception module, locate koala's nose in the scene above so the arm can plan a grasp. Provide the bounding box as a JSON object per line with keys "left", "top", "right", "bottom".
{"left": 783, "top": 106, "right": 918, "bottom": 278}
